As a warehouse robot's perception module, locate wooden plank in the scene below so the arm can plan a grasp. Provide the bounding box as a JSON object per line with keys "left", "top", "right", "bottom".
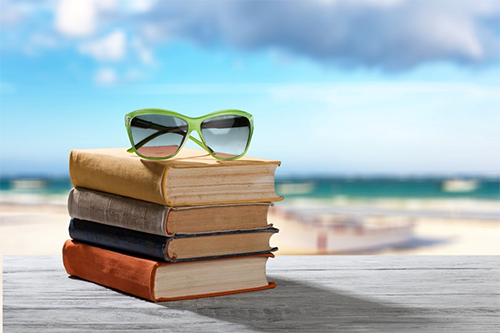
{"left": 3, "top": 255, "right": 499, "bottom": 332}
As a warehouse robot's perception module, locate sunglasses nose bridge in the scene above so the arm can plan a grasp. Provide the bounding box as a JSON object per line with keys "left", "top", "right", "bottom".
{"left": 190, "top": 117, "right": 203, "bottom": 138}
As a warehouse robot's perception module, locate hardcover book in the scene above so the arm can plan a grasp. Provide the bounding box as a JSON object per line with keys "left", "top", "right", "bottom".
{"left": 68, "top": 188, "right": 272, "bottom": 235}
{"left": 69, "top": 218, "right": 278, "bottom": 262}
{"left": 62, "top": 239, "right": 276, "bottom": 302}
{"left": 69, "top": 147, "right": 283, "bottom": 207}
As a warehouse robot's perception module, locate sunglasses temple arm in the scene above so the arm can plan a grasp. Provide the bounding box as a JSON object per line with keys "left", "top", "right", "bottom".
{"left": 127, "top": 134, "right": 211, "bottom": 153}
{"left": 128, "top": 120, "right": 190, "bottom": 151}
{"left": 129, "top": 128, "right": 175, "bottom": 151}
{"left": 190, "top": 136, "right": 215, "bottom": 153}
{"left": 127, "top": 120, "right": 213, "bottom": 154}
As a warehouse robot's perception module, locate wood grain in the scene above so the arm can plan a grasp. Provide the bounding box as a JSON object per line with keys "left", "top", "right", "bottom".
{"left": 3, "top": 255, "right": 499, "bottom": 332}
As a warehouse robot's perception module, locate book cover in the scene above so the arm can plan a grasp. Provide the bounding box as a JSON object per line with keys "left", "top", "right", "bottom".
{"left": 69, "top": 147, "right": 283, "bottom": 206}
{"left": 62, "top": 239, "right": 276, "bottom": 302}
{"left": 68, "top": 188, "right": 272, "bottom": 235}
{"left": 69, "top": 218, "right": 278, "bottom": 262}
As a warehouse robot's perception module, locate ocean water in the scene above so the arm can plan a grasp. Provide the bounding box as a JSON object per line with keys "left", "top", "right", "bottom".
{"left": 0, "top": 177, "right": 73, "bottom": 204}
{"left": 1, "top": 176, "right": 499, "bottom": 202}
{"left": 0, "top": 178, "right": 73, "bottom": 195}
{"left": 275, "top": 177, "right": 500, "bottom": 201}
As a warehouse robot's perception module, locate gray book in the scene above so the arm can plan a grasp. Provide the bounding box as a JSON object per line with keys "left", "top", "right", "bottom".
{"left": 68, "top": 188, "right": 272, "bottom": 236}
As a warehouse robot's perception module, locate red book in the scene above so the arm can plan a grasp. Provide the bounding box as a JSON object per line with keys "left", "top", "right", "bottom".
{"left": 62, "top": 240, "right": 276, "bottom": 302}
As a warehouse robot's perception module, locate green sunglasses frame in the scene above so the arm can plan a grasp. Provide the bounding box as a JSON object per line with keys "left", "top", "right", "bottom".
{"left": 125, "top": 108, "right": 254, "bottom": 161}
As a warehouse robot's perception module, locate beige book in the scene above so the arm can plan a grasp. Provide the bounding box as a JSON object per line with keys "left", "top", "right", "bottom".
{"left": 68, "top": 188, "right": 272, "bottom": 235}
{"left": 69, "top": 147, "right": 283, "bottom": 207}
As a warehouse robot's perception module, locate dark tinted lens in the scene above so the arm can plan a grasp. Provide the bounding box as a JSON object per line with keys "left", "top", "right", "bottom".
{"left": 201, "top": 115, "right": 250, "bottom": 158}
{"left": 130, "top": 114, "right": 188, "bottom": 158}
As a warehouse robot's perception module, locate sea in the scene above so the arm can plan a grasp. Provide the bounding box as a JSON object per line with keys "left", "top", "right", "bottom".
{"left": 275, "top": 176, "right": 500, "bottom": 201}
{"left": 271, "top": 176, "right": 500, "bottom": 220}
{"left": 1, "top": 175, "right": 498, "bottom": 202}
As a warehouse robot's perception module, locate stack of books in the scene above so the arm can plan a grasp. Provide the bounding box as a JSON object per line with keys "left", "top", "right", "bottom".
{"left": 62, "top": 147, "right": 283, "bottom": 302}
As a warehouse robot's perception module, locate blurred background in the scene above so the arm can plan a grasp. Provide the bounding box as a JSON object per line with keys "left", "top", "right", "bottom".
{"left": 1, "top": 0, "right": 499, "bottom": 255}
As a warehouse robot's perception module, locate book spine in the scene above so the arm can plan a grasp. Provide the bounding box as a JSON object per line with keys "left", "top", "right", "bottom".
{"left": 62, "top": 239, "right": 158, "bottom": 301}
{"left": 69, "top": 149, "right": 168, "bottom": 205}
{"left": 68, "top": 188, "right": 169, "bottom": 236}
{"left": 69, "top": 218, "right": 169, "bottom": 261}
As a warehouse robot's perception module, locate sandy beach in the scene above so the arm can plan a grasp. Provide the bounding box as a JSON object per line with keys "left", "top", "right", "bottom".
{"left": 1, "top": 200, "right": 499, "bottom": 323}
{"left": 1, "top": 202, "right": 499, "bottom": 256}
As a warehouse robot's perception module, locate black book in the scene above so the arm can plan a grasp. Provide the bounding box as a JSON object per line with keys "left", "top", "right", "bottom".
{"left": 69, "top": 218, "right": 278, "bottom": 262}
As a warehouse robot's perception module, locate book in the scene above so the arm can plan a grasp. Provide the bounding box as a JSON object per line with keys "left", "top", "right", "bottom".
{"left": 68, "top": 188, "right": 272, "bottom": 235}
{"left": 62, "top": 239, "right": 276, "bottom": 302}
{"left": 69, "top": 147, "right": 283, "bottom": 207}
{"left": 69, "top": 218, "right": 278, "bottom": 262}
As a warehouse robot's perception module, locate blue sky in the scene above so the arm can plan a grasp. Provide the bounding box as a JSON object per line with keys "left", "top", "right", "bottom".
{"left": 0, "top": 0, "right": 499, "bottom": 177}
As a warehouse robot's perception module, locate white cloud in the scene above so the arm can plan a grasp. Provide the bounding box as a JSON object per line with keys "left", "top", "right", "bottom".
{"left": 55, "top": 0, "right": 97, "bottom": 37}
{"left": 95, "top": 0, "right": 119, "bottom": 12}
{"left": 131, "top": 37, "right": 154, "bottom": 64}
{"left": 139, "top": 0, "right": 500, "bottom": 70}
{"left": 95, "top": 68, "right": 117, "bottom": 84}
{"left": 0, "top": 1, "right": 27, "bottom": 26}
{"left": 140, "top": 24, "right": 164, "bottom": 42}
{"left": 6, "top": 0, "right": 500, "bottom": 71}
{"left": 79, "top": 30, "right": 126, "bottom": 61}
{"left": 126, "top": 0, "right": 157, "bottom": 13}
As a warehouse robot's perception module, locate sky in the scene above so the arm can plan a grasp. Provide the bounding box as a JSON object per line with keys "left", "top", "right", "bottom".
{"left": 0, "top": 0, "right": 499, "bottom": 177}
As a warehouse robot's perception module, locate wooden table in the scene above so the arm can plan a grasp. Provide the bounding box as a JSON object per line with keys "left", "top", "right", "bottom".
{"left": 3, "top": 255, "right": 499, "bottom": 332}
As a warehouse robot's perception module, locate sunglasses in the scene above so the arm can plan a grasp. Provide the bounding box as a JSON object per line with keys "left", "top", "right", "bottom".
{"left": 125, "top": 108, "right": 254, "bottom": 161}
